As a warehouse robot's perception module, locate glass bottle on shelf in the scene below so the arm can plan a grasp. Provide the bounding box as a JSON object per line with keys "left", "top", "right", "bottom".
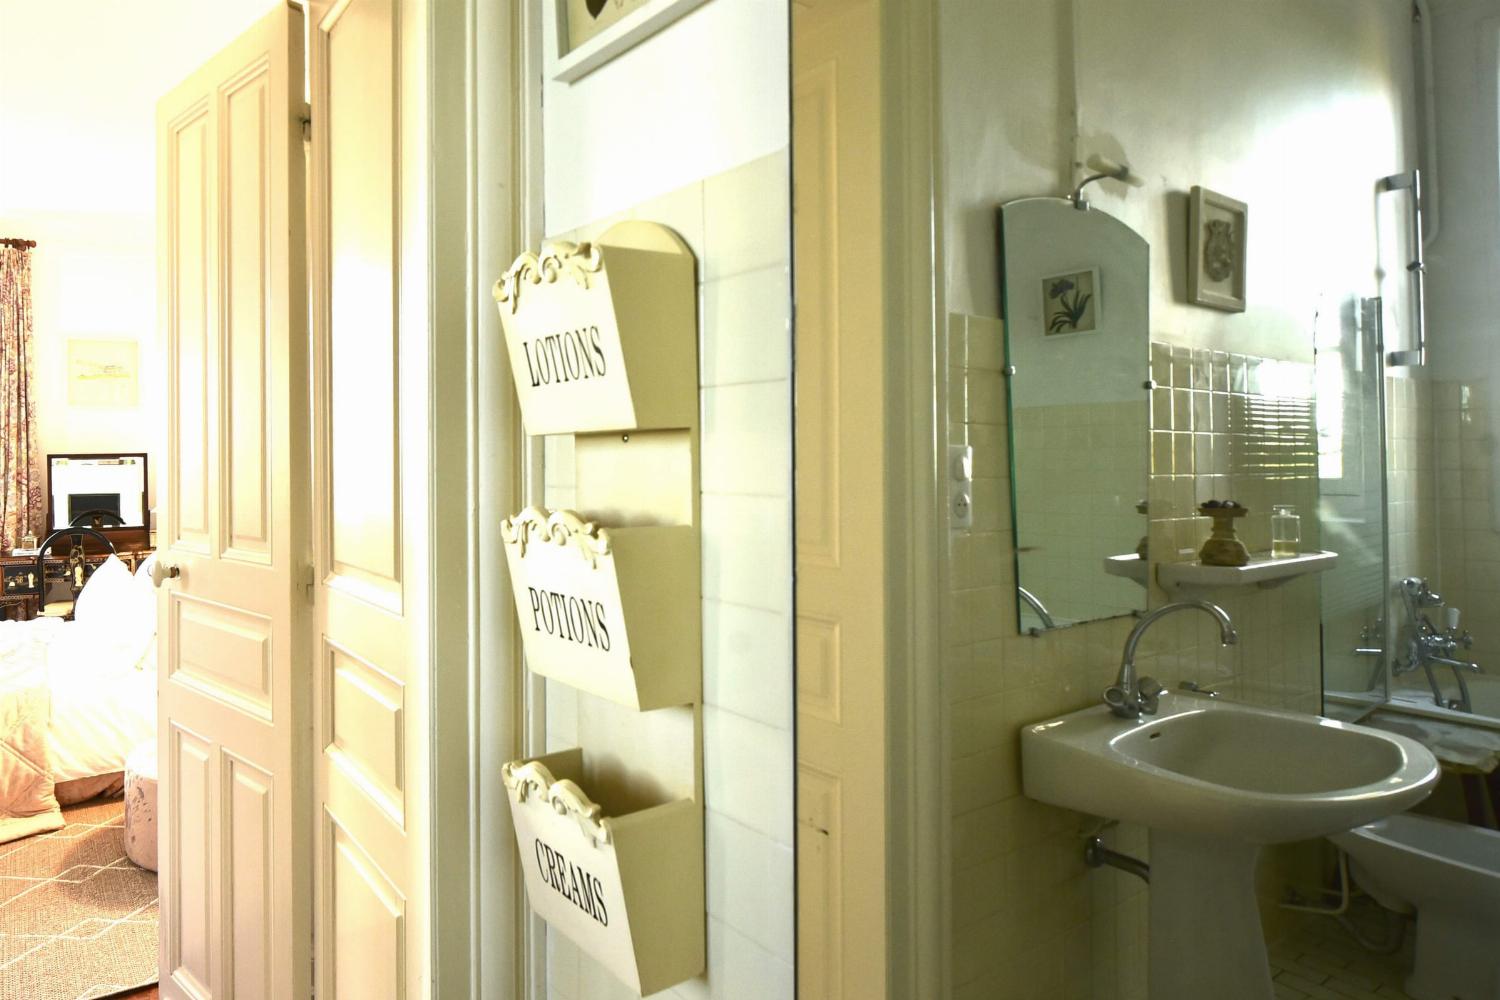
{"left": 1271, "top": 504, "right": 1301, "bottom": 558}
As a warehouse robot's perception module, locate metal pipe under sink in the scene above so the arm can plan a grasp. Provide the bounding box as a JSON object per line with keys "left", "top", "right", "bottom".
{"left": 1084, "top": 835, "right": 1150, "bottom": 884}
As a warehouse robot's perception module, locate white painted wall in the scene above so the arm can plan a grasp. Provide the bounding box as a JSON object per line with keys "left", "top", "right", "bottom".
{"left": 1423, "top": 0, "right": 1500, "bottom": 384}
{"left": 942, "top": 0, "right": 1417, "bottom": 365}
{"left": 0, "top": 0, "right": 278, "bottom": 507}
{"left": 541, "top": 0, "right": 789, "bottom": 232}
{"left": 537, "top": 4, "right": 793, "bottom": 999}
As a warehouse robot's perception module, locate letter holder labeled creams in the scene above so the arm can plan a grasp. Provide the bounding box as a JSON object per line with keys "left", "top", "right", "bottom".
{"left": 503, "top": 751, "right": 704, "bottom": 997}
{"left": 496, "top": 220, "right": 705, "bottom": 996}
{"left": 500, "top": 507, "right": 700, "bottom": 710}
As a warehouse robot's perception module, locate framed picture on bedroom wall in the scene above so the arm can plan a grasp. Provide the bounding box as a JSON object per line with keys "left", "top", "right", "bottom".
{"left": 65, "top": 338, "right": 139, "bottom": 409}
{"left": 1187, "top": 186, "right": 1248, "bottom": 313}
{"left": 549, "top": 0, "right": 713, "bottom": 82}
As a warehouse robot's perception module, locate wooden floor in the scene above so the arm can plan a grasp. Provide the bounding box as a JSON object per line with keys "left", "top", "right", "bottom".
{"left": 110, "top": 987, "right": 158, "bottom": 999}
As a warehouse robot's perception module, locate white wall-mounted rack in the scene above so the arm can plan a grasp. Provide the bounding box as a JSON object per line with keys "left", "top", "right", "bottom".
{"left": 495, "top": 221, "right": 704, "bottom": 996}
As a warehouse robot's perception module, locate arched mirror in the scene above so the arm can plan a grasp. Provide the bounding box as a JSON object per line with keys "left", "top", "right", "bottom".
{"left": 999, "top": 198, "right": 1150, "bottom": 632}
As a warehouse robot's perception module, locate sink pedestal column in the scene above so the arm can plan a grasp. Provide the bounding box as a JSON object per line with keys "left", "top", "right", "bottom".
{"left": 1148, "top": 831, "right": 1273, "bottom": 1000}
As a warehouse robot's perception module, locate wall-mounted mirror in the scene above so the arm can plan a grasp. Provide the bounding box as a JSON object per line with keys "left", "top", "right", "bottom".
{"left": 1000, "top": 198, "right": 1149, "bottom": 632}
{"left": 47, "top": 453, "right": 148, "bottom": 531}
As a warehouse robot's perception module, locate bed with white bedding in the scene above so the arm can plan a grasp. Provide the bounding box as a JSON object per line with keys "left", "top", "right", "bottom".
{"left": 0, "top": 554, "right": 156, "bottom": 843}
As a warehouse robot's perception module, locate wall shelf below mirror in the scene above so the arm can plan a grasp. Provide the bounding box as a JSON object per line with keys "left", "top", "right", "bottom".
{"left": 1103, "top": 553, "right": 1150, "bottom": 586}
{"left": 1157, "top": 550, "right": 1339, "bottom": 593}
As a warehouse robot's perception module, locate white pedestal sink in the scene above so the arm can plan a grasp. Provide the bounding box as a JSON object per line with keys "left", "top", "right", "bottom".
{"left": 1022, "top": 691, "right": 1440, "bottom": 1000}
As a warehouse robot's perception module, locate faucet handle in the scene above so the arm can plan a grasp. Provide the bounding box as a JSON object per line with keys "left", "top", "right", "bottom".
{"left": 1103, "top": 686, "right": 1130, "bottom": 712}
{"left": 1138, "top": 676, "right": 1164, "bottom": 712}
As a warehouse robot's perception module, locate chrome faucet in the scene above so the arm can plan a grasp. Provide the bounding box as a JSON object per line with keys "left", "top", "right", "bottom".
{"left": 1105, "top": 601, "right": 1238, "bottom": 719}
{"left": 1394, "top": 577, "right": 1482, "bottom": 712}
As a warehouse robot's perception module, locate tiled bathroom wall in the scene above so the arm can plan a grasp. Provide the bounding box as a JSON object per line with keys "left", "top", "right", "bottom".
{"left": 539, "top": 153, "right": 795, "bottom": 1000}
{"left": 1385, "top": 376, "right": 1436, "bottom": 586}
{"left": 1382, "top": 375, "right": 1500, "bottom": 701}
{"left": 1432, "top": 379, "right": 1499, "bottom": 668}
{"left": 946, "top": 317, "right": 1324, "bottom": 999}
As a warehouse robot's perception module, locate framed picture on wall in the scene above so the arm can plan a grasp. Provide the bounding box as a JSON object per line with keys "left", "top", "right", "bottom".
{"left": 549, "top": 0, "right": 713, "bottom": 83}
{"left": 1188, "top": 186, "right": 1248, "bottom": 312}
{"left": 65, "top": 338, "right": 139, "bottom": 408}
{"left": 1040, "top": 267, "right": 1100, "bottom": 336}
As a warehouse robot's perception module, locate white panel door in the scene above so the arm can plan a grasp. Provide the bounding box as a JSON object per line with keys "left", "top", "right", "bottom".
{"left": 155, "top": 6, "right": 310, "bottom": 999}
{"left": 308, "top": 1, "right": 430, "bottom": 997}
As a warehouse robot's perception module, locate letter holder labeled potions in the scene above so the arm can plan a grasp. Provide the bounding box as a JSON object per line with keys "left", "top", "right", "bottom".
{"left": 500, "top": 507, "right": 701, "bottom": 711}
{"left": 503, "top": 749, "right": 704, "bottom": 997}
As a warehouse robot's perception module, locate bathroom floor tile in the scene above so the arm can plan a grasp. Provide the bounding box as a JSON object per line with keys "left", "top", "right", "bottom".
{"left": 1268, "top": 905, "right": 1415, "bottom": 1000}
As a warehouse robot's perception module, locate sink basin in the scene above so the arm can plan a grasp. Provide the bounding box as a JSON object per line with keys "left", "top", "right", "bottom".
{"left": 1021, "top": 691, "right": 1439, "bottom": 1000}
{"left": 1023, "top": 690, "right": 1439, "bottom": 843}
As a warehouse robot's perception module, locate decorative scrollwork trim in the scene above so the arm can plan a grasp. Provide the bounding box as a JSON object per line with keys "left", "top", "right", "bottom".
{"left": 502, "top": 759, "right": 612, "bottom": 847}
{"left": 492, "top": 240, "right": 605, "bottom": 313}
{"left": 500, "top": 506, "right": 613, "bottom": 567}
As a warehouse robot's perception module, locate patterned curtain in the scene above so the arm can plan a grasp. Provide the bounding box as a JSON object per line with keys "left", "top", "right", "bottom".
{"left": 0, "top": 246, "right": 42, "bottom": 549}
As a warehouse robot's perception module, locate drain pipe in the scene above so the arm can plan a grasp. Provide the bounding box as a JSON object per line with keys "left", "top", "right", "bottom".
{"left": 1084, "top": 835, "right": 1149, "bottom": 884}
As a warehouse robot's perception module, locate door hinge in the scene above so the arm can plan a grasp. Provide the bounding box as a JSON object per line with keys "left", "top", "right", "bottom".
{"left": 300, "top": 102, "right": 312, "bottom": 143}
{"left": 302, "top": 563, "right": 316, "bottom": 602}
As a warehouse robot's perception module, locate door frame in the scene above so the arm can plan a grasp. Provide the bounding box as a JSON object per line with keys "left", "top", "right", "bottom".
{"left": 880, "top": 0, "right": 947, "bottom": 997}
{"left": 360, "top": 0, "right": 525, "bottom": 994}
{"left": 462, "top": 2, "right": 532, "bottom": 998}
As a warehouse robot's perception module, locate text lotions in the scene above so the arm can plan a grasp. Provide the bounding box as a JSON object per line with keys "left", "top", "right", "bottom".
{"left": 522, "top": 325, "right": 607, "bottom": 387}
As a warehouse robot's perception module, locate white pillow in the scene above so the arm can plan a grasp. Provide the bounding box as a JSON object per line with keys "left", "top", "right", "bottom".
{"left": 73, "top": 554, "right": 159, "bottom": 668}
{"left": 72, "top": 554, "right": 134, "bottom": 626}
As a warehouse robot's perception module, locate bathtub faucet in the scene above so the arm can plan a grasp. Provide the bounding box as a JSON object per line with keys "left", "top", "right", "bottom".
{"left": 1395, "top": 577, "right": 1482, "bottom": 713}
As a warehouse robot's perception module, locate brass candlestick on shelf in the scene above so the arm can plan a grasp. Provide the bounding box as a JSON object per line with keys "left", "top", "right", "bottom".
{"left": 1198, "top": 501, "right": 1249, "bottom": 567}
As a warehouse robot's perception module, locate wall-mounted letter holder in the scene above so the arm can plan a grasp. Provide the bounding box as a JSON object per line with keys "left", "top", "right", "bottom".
{"left": 500, "top": 507, "right": 700, "bottom": 711}
{"left": 495, "top": 220, "right": 704, "bottom": 996}
{"left": 503, "top": 750, "right": 704, "bottom": 997}
{"left": 495, "top": 222, "right": 697, "bottom": 435}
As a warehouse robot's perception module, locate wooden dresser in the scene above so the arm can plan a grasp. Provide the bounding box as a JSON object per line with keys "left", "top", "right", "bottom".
{"left": 0, "top": 547, "right": 154, "bottom": 621}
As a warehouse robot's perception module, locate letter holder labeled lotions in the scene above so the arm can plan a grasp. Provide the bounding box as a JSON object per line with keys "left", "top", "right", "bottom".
{"left": 495, "top": 221, "right": 705, "bottom": 996}
{"left": 495, "top": 223, "right": 697, "bottom": 434}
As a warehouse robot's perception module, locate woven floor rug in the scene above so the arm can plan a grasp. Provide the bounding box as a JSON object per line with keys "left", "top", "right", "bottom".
{"left": 0, "top": 797, "right": 157, "bottom": 1000}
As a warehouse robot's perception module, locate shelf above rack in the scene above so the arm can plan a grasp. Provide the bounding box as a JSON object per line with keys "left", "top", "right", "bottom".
{"left": 1156, "top": 550, "right": 1338, "bottom": 592}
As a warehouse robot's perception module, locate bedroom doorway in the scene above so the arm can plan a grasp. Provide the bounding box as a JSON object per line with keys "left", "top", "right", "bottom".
{"left": 152, "top": 0, "right": 473, "bottom": 995}
{"left": 4, "top": 0, "right": 495, "bottom": 994}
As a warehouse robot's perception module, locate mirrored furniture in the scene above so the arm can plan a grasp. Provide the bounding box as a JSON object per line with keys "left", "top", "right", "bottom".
{"left": 45, "top": 453, "right": 149, "bottom": 551}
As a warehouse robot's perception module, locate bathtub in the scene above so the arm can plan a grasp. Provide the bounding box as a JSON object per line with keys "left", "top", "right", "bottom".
{"left": 1388, "top": 669, "right": 1500, "bottom": 732}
